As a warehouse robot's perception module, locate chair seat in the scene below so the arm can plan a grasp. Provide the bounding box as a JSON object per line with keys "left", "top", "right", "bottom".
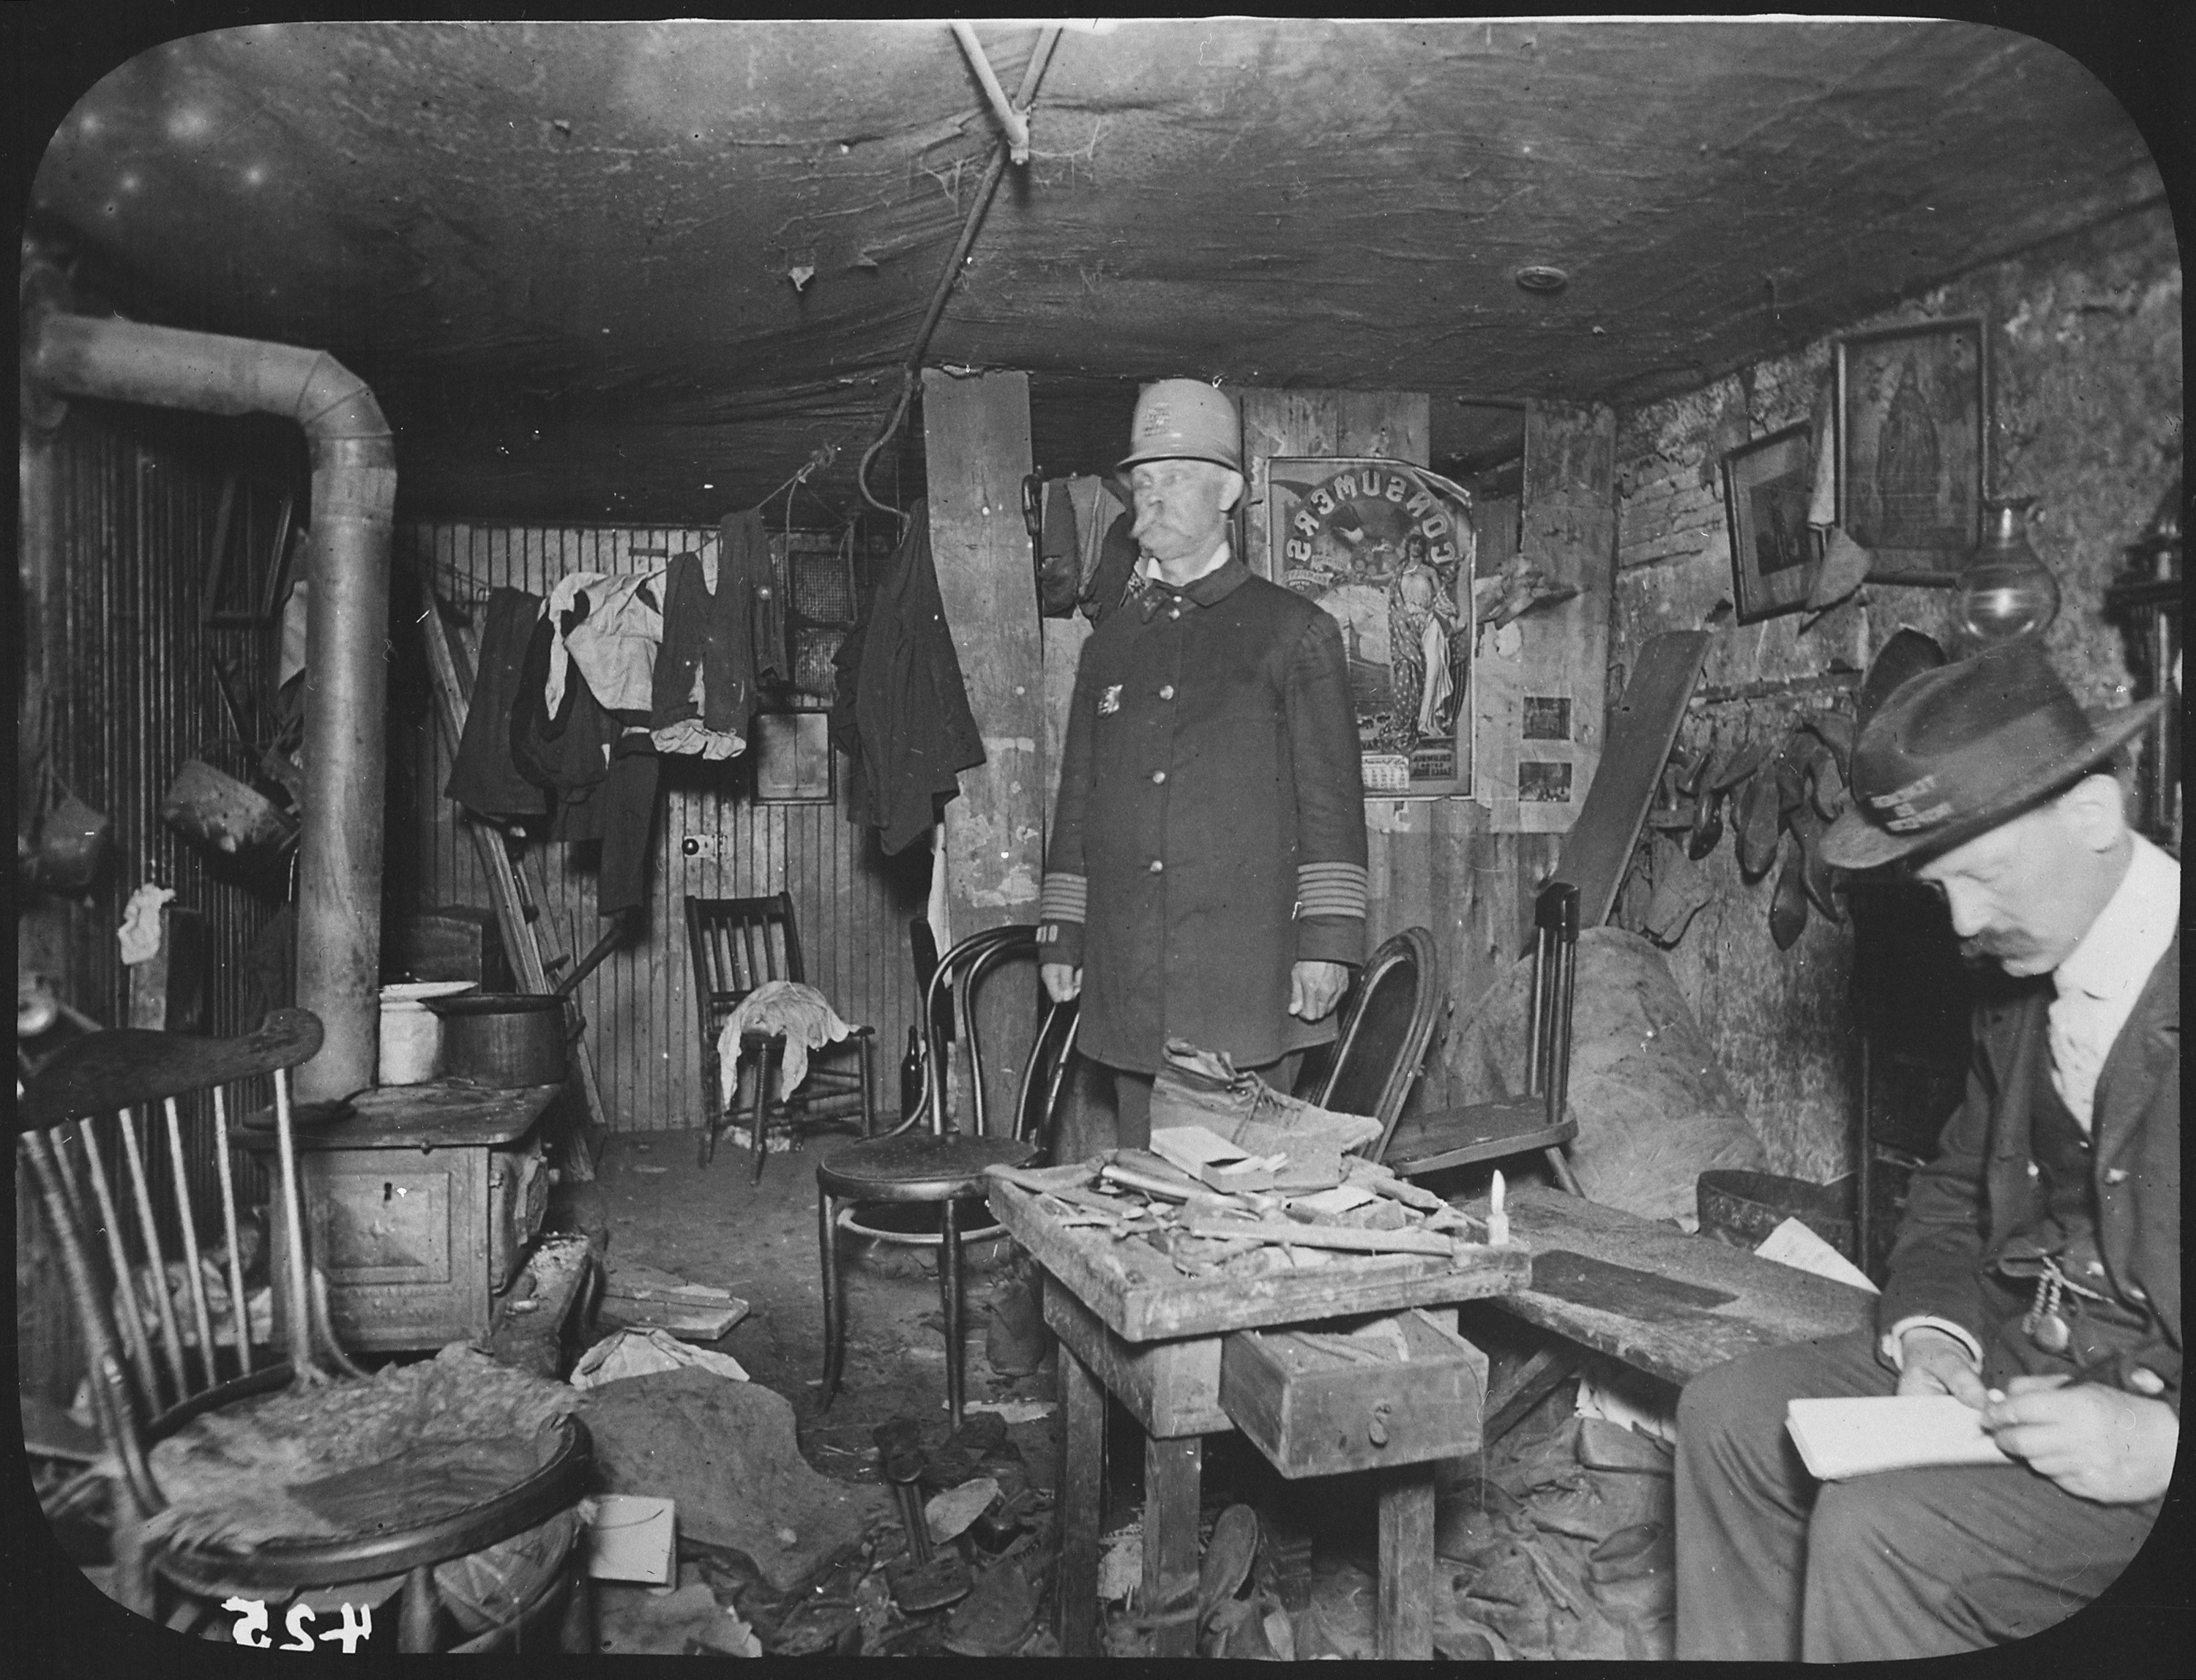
{"left": 816, "top": 1132, "right": 1038, "bottom": 1201}
{"left": 1383, "top": 1097, "right": 1579, "bottom": 1178}
{"left": 148, "top": 1400, "right": 593, "bottom": 1595}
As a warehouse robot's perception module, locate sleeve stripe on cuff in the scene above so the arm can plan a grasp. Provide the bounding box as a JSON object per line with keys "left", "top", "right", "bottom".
{"left": 1295, "top": 862, "right": 1367, "bottom": 919}
{"left": 1039, "top": 873, "right": 1088, "bottom": 924}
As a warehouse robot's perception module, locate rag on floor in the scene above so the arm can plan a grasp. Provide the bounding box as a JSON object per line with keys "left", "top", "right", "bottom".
{"left": 716, "top": 979, "right": 856, "bottom": 1108}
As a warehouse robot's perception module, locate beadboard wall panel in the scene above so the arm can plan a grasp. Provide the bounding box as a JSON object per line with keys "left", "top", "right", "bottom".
{"left": 393, "top": 522, "right": 930, "bottom": 1135}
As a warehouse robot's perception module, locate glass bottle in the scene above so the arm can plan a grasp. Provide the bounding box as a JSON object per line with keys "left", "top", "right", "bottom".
{"left": 900, "top": 1026, "right": 925, "bottom": 1121}
{"left": 1955, "top": 496, "right": 2061, "bottom": 643}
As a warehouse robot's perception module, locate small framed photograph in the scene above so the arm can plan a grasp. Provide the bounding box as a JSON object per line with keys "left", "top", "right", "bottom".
{"left": 1835, "top": 318, "right": 1986, "bottom": 583}
{"left": 752, "top": 710, "right": 834, "bottom": 803}
{"left": 1722, "top": 422, "right": 1821, "bottom": 623}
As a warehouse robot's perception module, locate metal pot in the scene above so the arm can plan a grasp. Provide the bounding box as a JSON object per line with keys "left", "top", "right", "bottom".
{"left": 425, "top": 993, "right": 570, "bottom": 1089}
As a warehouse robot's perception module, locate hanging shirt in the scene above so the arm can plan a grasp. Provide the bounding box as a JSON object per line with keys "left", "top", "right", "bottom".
{"left": 550, "top": 570, "right": 663, "bottom": 715}
{"left": 651, "top": 512, "right": 783, "bottom": 758}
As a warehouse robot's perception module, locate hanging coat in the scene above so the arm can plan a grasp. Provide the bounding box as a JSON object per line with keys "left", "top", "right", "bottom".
{"left": 837, "top": 501, "right": 985, "bottom": 855}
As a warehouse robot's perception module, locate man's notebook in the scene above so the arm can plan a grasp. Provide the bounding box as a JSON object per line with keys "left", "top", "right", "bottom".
{"left": 1785, "top": 1395, "right": 2012, "bottom": 1480}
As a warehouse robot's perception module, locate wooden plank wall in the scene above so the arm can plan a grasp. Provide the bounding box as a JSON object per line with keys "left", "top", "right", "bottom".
{"left": 392, "top": 522, "right": 930, "bottom": 1135}
{"left": 19, "top": 403, "right": 290, "bottom": 1400}
{"left": 1238, "top": 390, "right": 1563, "bottom": 1113}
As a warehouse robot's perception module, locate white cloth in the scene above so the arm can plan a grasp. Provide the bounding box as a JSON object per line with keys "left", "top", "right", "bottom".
{"left": 117, "top": 883, "right": 176, "bottom": 966}
{"left": 278, "top": 580, "right": 310, "bottom": 690}
{"left": 547, "top": 570, "right": 664, "bottom": 714}
{"left": 715, "top": 979, "right": 855, "bottom": 1109}
{"left": 2047, "top": 835, "right": 2178, "bottom": 1131}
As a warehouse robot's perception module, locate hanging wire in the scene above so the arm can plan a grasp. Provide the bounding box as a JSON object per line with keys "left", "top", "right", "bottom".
{"left": 858, "top": 23, "right": 1065, "bottom": 523}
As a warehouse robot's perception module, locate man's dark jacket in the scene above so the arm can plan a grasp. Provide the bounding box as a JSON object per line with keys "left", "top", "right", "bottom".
{"left": 1881, "top": 937, "right": 2180, "bottom": 1406}
{"left": 831, "top": 500, "right": 985, "bottom": 856}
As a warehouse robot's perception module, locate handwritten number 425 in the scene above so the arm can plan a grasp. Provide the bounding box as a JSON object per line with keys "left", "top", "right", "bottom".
{"left": 223, "top": 1597, "right": 373, "bottom": 1652}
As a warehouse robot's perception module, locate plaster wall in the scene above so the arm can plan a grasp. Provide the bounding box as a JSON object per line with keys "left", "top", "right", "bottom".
{"left": 1607, "top": 201, "right": 2181, "bottom": 1179}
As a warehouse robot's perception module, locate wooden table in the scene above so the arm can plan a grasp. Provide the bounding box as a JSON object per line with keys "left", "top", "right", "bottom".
{"left": 987, "top": 1177, "right": 1528, "bottom": 1660}
{"left": 242, "top": 1080, "right": 563, "bottom": 1351}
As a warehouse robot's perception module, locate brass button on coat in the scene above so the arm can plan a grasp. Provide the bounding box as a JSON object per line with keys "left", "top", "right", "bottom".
{"left": 1158, "top": 684, "right": 1176, "bottom": 700}
{"left": 1151, "top": 770, "right": 1167, "bottom": 785}
{"left": 1149, "top": 859, "right": 1165, "bottom": 873}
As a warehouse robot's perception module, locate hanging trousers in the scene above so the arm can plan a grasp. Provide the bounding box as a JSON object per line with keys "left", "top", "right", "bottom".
{"left": 1674, "top": 1329, "right": 2162, "bottom": 1661}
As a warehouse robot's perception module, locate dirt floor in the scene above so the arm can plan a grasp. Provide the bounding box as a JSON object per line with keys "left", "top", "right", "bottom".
{"left": 558, "top": 1127, "right": 1677, "bottom": 1661}
{"left": 580, "top": 1126, "right": 1045, "bottom": 1463}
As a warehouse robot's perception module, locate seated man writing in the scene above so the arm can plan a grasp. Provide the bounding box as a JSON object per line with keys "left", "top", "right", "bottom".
{"left": 1675, "top": 640, "right": 2177, "bottom": 1661}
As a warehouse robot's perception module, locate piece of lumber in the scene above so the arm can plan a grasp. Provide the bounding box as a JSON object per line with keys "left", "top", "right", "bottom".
{"left": 418, "top": 600, "right": 606, "bottom": 1176}
{"left": 1041, "top": 1280, "right": 1229, "bottom": 1438}
{"left": 1375, "top": 1465, "right": 1437, "bottom": 1661}
{"left": 1181, "top": 1214, "right": 1461, "bottom": 1256}
{"left": 1143, "top": 1436, "right": 1203, "bottom": 1658}
{"left": 1057, "top": 1344, "right": 1106, "bottom": 1658}
{"left": 1484, "top": 1186, "right": 1874, "bottom": 1386}
{"left": 1547, "top": 629, "right": 1711, "bottom": 933}
{"left": 924, "top": 369, "right": 1043, "bottom": 1133}
{"left": 1483, "top": 1345, "right": 1584, "bottom": 1442}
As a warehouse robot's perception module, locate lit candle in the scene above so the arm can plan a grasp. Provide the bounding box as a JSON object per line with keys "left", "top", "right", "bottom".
{"left": 1486, "top": 1169, "right": 1510, "bottom": 1246}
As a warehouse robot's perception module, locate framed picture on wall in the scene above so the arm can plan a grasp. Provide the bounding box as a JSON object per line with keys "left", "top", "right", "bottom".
{"left": 1722, "top": 422, "right": 1821, "bottom": 622}
{"left": 1835, "top": 318, "right": 1986, "bottom": 583}
{"left": 1265, "top": 457, "right": 1474, "bottom": 796}
{"left": 753, "top": 709, "right": 834, "bottom": 803}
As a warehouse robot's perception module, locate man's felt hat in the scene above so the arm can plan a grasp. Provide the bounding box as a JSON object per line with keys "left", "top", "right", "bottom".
{"left": 1120, "top": 379, "right": 1243, "bottom": 474}
{"left": 1820, "top": 638, "right": 2165, "bottom": 870}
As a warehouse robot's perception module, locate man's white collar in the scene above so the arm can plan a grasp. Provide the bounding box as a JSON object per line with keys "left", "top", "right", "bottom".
{"left": 1138, "top": 538, "right": 1231, "bottom": 587}
{"left": 2055, "top": 834, "right": 2178, "bottom": 1001}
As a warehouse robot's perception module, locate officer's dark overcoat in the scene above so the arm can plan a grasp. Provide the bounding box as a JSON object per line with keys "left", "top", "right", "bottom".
{"left": 1038, "top": 556, "right": 1367, "bottom": 1073}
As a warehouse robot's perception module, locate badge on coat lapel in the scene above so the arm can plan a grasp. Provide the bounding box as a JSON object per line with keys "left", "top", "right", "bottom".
{"left": 1099, "top": 684, "right": 1123, "bottom": 716}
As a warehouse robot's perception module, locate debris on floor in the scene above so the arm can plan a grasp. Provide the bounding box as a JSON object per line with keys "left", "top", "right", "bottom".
{"left": 571, "top": 1326, "right": 749, "bottom": 1389}
{"left": 578, "top": 1367, "right": 886, "bottom": 1591}
{"left": 595, "top": 1574, "right": 761, "bottom": 1656}
{"left": 600, "top": 1260, "right": 750, "bottom": 1340}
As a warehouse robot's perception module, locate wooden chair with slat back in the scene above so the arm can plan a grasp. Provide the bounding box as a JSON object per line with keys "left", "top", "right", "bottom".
{"left": 16, "top": 1009, "right": 594, "bottom": 1650}
{"left": 687, "top": 892, "right": 876, "bottom": 1179}
{"left": 815, "top": 925, "right": 1078, "bottom": 1432}
{"left": 1376, "top": 882, "right": 1584, "bottom": 1187}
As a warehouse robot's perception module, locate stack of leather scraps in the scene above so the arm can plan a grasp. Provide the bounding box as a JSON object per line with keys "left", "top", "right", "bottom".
{"left": 988, "top": 1141, "right": 1499, "bottom": 1280}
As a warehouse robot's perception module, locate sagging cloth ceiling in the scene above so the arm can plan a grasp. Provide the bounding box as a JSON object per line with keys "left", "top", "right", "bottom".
{"left": 25, "top": 18, "right": 2166, "bottom": 523}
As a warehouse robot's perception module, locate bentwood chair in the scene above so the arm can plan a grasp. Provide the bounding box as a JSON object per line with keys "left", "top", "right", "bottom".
{"left": 1378, "top": 882, "right": 1584, "bottom": 1187}
{"left": 1303, "top": 926, "right": 1444, "bottom": 1160}
{"left": 17, "top": 1009, "right": 594, "bottom": 1651}
{"left": 687, "top": 892, "right": 876, "bottom": 1179}
{"left": 816, "top": 925, "right": 1079, "bottom": 1431}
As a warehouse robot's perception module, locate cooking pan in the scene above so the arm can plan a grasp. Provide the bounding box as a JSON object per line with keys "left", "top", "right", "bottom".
{"left": 426, "top": 993, "right": 570, "bottom": 1089}
{"left": 424, "top": 912, "right": 629, "bottom": 1089}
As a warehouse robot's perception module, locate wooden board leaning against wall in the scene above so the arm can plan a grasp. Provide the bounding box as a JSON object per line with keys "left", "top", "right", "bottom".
{"left": 1233, "top": 391, "right": 1612, "bottom": 1114}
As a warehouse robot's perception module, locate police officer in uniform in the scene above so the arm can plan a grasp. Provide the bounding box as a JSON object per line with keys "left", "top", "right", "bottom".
{"left": 1037, "top": 380, "right": 1368, "bottom": 1146}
